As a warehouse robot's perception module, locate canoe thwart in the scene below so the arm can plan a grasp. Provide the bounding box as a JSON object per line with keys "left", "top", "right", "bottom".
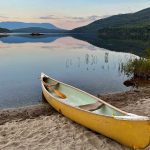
{"left": 78, "top": 101, "right": 104, "bottom": 111}
{"left": 43, "top": 81, "right": 59, "bottom": 87}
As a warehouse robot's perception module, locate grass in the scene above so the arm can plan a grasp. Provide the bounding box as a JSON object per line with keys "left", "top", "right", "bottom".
{"left": 123, "top": 48, "right": 150, "bottom": 80}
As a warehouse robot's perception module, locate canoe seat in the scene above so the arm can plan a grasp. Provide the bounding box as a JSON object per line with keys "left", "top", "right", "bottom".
{"left": 78, "top": 101, "right": 104, "bottom": 111}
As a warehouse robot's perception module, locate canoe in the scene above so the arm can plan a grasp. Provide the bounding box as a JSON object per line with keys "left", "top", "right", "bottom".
{"left": 41, "top": 73, "right": 150, "bottom": 149}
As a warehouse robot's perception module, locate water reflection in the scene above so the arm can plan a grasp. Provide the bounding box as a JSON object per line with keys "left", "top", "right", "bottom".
{"left": 64, "top": 51, "right": 134, "bottom": 80}
{"left": 1, "top": 34, "right": 149, "bottom": 57}
{"left": 71, "top": 34, "right": 150, "bottom": 56}
{"left": 105, "top": 52, "right": 109, "bottom": 63}
{"left": 0, "top": 34, "right": 67, "bottom": 43}
{"left": 0, "top": 34, "right": 138, "bottom": 109}
{"left": 66, "top": 54, "right": 99, "bottom": 71}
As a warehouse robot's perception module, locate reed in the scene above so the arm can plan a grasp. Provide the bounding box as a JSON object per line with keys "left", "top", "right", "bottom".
{"left": 123, "top": 48, "right": 150, "bottom": 80}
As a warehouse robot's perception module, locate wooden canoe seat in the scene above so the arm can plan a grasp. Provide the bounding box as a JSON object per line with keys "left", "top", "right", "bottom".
{"left": 78, "top": 101, "right": 104, "bottom": 111}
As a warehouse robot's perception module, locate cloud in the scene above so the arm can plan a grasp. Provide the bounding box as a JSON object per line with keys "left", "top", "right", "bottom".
{"left": 0, "top": 15, "right": 9, "bottom": 19}
{"left": 39, "top": 15, "right": 61, "bottom": 20}
{"left": 38, "top": 14, "right": 107, "bottom": 29}
{"left": 39, "top": 15, "right": 101, "bottom": 22}
{"left": 83, "top": 15, "right": 100, "bottom": 22}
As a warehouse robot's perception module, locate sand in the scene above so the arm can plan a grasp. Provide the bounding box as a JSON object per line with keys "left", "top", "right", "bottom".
{"left": 0, "top": 86, "right": 150, "bottom": 150}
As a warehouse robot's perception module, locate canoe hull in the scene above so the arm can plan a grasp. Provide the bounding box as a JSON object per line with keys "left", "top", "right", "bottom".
{"left": 41, "top": 76, "right": 150, "bottom": 149}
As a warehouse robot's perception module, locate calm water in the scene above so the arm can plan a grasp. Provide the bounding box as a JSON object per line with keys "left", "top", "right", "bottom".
{"left": 0, "top": 34, "right": 137, "bottom": 109}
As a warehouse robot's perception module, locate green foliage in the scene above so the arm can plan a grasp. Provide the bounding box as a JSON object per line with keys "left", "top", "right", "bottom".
{"left": 145, "top": 47, "right": 150, "bottom": 58}
{"left": 98, "top": 25, "right": 150, "bottom": 40}
{"left": 123, "top": 58, "right": 150, "bottom": 79}
{"left": 122, "top": 43, "right": 150, "bottom": 79}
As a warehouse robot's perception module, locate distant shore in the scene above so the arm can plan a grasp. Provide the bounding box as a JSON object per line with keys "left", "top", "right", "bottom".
{"left": 0, "top": 86, "right": 150, "bottom": 150}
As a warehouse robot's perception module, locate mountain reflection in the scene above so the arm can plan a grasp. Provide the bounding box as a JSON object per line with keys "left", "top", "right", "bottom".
{"left": 0, "top": 33, "right": 149, "bottom": 56}
{"left": 0, "top": 34, "right": 67, "bottom": 43}
{"left": 71, "top": 34, "right": 150, "bottom": 56}
{"left": 0, "top": 35, "right": 138, "bottom": 108}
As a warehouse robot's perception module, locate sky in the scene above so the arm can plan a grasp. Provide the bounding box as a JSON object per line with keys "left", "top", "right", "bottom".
{"left": 0, "top": 0, "right": 150, "bottom": 29}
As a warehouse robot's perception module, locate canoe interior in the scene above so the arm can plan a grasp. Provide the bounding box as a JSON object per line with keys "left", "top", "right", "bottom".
{"left": 43, "top": 77, "right": 125, "bottom": 117}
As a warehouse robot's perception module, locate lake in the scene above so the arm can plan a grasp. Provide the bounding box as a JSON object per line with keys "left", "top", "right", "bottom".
{"left": 0, "top": 34, "right": 139, "bottom": 109}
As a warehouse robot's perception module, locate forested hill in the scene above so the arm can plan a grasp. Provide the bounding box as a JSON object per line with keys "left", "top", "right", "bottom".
{"left": 98, "top": 25, "right": 150, "bottom": 40}
{"left": 71, "top": 7, "right": 150, "bottom": 34}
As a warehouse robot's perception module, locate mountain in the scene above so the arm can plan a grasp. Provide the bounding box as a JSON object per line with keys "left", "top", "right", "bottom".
{"left": 0, "top": 21, "right": 60, "bottom": 30}
{"left": 0, "top": 27, "right": 10, "bottom": 33}
{"left": 12, "top": 27, "right": 67, "bottom": 33}
{"left": 97, "top": 25, "right": 150, "bottom": 40}
{"left": 71, "top": 7, "right": 150, "bottom": 33}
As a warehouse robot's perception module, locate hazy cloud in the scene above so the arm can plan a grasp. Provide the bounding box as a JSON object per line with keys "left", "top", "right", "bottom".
{"left": 38, "top": 14, "right": 108, "bottom": 29}
{"left": 65, "top": 16, "right": 100, "bottom": 22}
{"left": 0, "top": 15, "right": 9, "bottom": 19}
{"left": 39, "top": 15, "right": 61, "bottom": 20}
{"left": 39, "top": 15, "right": 101, "bottom": 22}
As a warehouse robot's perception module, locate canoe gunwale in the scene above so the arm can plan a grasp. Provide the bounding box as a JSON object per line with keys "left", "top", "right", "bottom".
{"left": 41, "top": 72, "right": 150, "bottom": 121}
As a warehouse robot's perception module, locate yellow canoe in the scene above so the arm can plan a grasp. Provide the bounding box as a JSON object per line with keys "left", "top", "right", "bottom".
{"left": 41, "top": 73, "right": 150, "bottom": 149}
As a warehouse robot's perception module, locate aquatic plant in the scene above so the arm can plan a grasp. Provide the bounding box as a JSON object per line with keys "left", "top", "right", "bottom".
{"left": 145, "top": 47, "right": 150, "bottom": 58}
{"left": 123, "top": 57, "right": 150, "bottom": 80}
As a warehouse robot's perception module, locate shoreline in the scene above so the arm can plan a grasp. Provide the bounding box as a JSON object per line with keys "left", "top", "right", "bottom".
{"left": 98, "top": 86, "right": 150, "bottom": 117}
{"left": 0, "top": 104, "right": 53, "bottom": 125}
{"left": 0, "top": 86, "right": 150, "bottom": 150}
